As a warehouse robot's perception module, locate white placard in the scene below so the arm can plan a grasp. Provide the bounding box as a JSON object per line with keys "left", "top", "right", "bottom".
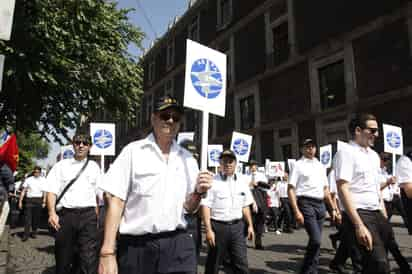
{"left": 184, "top": 39, "right": 227, "bottom": 117}
{"left": 230, "top": 131, "right": 253, "bottom": 163}
{"left": 177, "top": 132, "right": 194, "bottom": 145}
{"left": 236, "top": 162, "right": 243, "bottom": 175}
{"left": 0, "top": 0, "right": 16, "bottom": 41}
{"left": 287, "top": 159, "right": 296, "bottom": 173}
{"left": 268, "top": 161, "right": 285, "bottom": 178}
{"left": 0, "top": 55, "right": 4, "bottom": 91}
{"left": 60, "top": 145, "right": 74, "bottom": 160}
{"left": 207, "top": 144, "right": 223, "bottom": 167}
{"left": 383, "top": 124, "right": 403, "bottom": 155}
{"left": 319, "top": 144, "right": 332, "bottom": 168}
{"left": 90, "top": 123, "right": 116, "bottom": 156}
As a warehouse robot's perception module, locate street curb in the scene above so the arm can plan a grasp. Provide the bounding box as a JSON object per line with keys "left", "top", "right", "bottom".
{"left": 0, "top": 226, "right": 9, "bottom": 274}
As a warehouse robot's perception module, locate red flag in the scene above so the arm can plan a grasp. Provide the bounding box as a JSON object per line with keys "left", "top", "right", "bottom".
{"left": 0, "top": 134, "right": 19, "bottom": 171}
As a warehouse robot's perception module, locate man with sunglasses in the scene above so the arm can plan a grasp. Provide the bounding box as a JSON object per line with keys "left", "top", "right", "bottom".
{"left": 44, "top": 133, "right": 102, "bottom": 274}
{"left": 335, "top": 113, "right": 393, "bottom": 274}
{"left": 18, "top": 166, "right": 46, "bottom": 241}
{"left": 201, "top": 149, "right": 254, "bottom": 274}
{"left": 98, "top": 95, "right": 213, "bottom": 274}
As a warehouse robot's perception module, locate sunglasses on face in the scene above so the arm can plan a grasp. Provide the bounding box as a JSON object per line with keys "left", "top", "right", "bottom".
{"left": 363, "top": 127, "right": 379, "bottom": 134}
{"left": 158, "top": 112, "right": 182, "bottom": 122}
{"left": 74, "top": 140, "right": 91, "bottom": 146}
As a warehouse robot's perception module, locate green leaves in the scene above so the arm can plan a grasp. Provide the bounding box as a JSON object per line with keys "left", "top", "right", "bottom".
{"left": 0, "top": 0, "right": 144, "bottom": 144}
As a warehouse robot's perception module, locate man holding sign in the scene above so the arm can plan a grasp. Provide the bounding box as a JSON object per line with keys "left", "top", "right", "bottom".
{"left": 98, "top": 95, "right": 213, "bottom": 274}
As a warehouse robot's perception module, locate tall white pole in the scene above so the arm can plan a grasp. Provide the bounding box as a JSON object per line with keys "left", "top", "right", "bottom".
{"left": 101, "top": 154, "right": 105, "bottom": 174}
{"left": 392, "top": 153, "right": 396, "bottom": 176}
{"left": 201, "top": 110, "right": 209, "bottom": 171}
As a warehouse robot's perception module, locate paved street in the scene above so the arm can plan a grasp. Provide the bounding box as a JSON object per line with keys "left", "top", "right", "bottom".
{"left": 5, "top": 216, "right": 412, "bottom": 274}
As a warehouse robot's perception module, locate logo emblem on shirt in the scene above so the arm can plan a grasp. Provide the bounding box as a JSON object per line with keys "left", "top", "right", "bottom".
{"left": 93, "top": 129, "right": 113, "bottom": 149}
{"left": 321, "top": 151, "right": 331, "bottom": 165}
{"left": 233, "top": 138, "right": 249, "bottom": 156}
{"left": 190, "top": 58, "right": 223, "bottom": 99}
{"left": 386, "top": 131, "right": 401, "bottom": 149}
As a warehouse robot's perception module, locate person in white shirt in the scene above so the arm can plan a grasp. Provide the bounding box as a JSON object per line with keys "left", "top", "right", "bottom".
{"left": 248, "top": 159, "right": 270, "bottom": 249}
{"left": 201, "top": 149, "right": 254, "bottom": 274}
{"left": 278, "top": 173, "right": 294, "bottom": 233}
{"left": 396, "top": 151, "right": 412, "bottom": 235}
{"left": 288, "top": 138, "right": 336, "bottom": 274}
{"left": 45, "top": 134, "right": 102, "bottom": 274}
{"left": 98, "top": 95, "right": 213, "bottom": 274}
{"left": 18, "top": 166, "right": 46, "bottom": 241}
{"left": 335, "top": 113, "right": 392, "bottom": 274}
{"left": 267, "top": 179, "right": 281, "bottom": 234}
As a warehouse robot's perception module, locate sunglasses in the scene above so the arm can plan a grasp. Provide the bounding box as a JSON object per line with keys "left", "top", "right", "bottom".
{"left": 158, "top": 112, "right": 182, "bottom": 122}
{"left": 363, "top": 127, "right": 379, "bottom": 134}
{"left": 73, "top": 140, "right": 91, "bottom": 146}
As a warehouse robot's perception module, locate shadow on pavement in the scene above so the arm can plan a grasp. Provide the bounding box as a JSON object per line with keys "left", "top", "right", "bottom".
{"left": 41, "top": 266, "right": 55, "bottom": 274}
{"left": 36, "top": 245, "right": 54, "bottom": 254}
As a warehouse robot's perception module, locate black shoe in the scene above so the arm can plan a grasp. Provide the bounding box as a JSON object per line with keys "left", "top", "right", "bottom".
{"left": 255, "top": 245, "right": 265, "bottom": 250}
{"left": 329, "top": 234, "right": 338, "bottom": 250}
{"left": 22, "top": 236, "right": 28, "bottom": 242}
{"left": 329, "top": 261, "right": 346, "bottom": 274}
{"left": 30, "top": 232, "right": 37, "bottom": 239}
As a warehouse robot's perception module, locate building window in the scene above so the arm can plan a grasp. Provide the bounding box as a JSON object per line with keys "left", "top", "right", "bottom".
{"left": 165, "top": 79, "right": 174, "bottom": 95}
{"left": 148, "top": 60, "right": 155, "bottom": 84}
{"left": 318, "top": 60, "right": 346, "bottom": 110}
{"left": 281, "top": 143, "right": 292, "bottom": 161}
{"left": 217, "top": 0, "right": 232, "bottom": 29}
{"left": 272, "top": 22, "right": 290, "bottom": 66}
{"left": 166, "top": 39, "right": 174, "bottom": 69}
{"left": 188, "top": 15, "right": 200, "bottom": 41}
{"left": 239, "top": 95, "right": 255, "bottom": 130}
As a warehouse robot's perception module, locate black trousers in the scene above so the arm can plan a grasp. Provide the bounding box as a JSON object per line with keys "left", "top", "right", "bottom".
{"left": 205, "top": 220, "right": 249, "bottom": 274}
{"left": 185, "top": 213, "right": 202, "bottom": 257}
{"left": 385, "top": 196, "right": 409, "bottom": 228}
{"left": 279, "top": 198, "right": 293, "bottom": 231}
{"left": 55, "top": 207, "right": 98, "bottom": 274}
{"left": 343, "top": 210, "right": 392, "bottom": 274}
{"left": 118, "top": 230, "right": 196, "bottom": 274}
{"left": 297, "top": 197, "right": 326, "bottom": 274}
{"left": 269, "top": 207, "right": 280, "bottom": 231}
{"left": 24, "top": 197, "right": 43, "bottom": 237}
{"left": 401, "top": 189, "right": 412, "bottom": 235}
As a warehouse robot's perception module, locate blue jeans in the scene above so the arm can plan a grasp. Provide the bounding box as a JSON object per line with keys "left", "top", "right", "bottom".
{"left": 297, "top": 197, "right": 326, "bottom": 274}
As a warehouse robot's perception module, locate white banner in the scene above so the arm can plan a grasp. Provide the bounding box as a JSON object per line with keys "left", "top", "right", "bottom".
{"left": 177, "top": 132, "right": 194, "bottom": 145}
{"left": 207, "top": 144, "right": 223, "bottom": 167}
{"left": 319, "top": 144, "right": 332, "bottom": 168}
{"left": 184, "top": 39, "right": 227, "bottom": 117}
{"left": 90, "top": 123, "right": 116, "bottom": 156}
{"left": 0, "top": 55, "right": 4, "bottom": 91}
{"left": 383, "top": 124, "right": 403, "bottom": 155}
{"left": 268, "top": 161, "right": 285, "bottom": 178}
{"left": 60, "top": 145, "right": 74, "bottom": 160}
{"left": 230, "top": 131, "right": 253, "bottom": 163}
{"left": 0, "top": 0, "right": 16, "bottom": 41}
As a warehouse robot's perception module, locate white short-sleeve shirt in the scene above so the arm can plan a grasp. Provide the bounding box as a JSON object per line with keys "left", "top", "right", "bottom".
{"left": 100, "top": 133, "right": 199, "bottom": 235}
{"left": 328, "top": 169, "right": 337, "bottom": 195}
{"left": 268, "top": 184, "right": 280, "bottom": 208}
{"left": 201, "top": 174, "right": 254, "bottom": 222}
{"left": 278, "top": 181, "right": 289, "bottom": 198}
{"left": 334, "top": 141, "right": 381, "bottom": 211}
{"left": 396, "top": 156, "right": 412, "bottom": 185}
{"left": 288, "top": 157, "right": 328, "bottom": 200}
{"left": 44, "top": 158, "right": 102, "bottom": 209}
{"left": 379, "top": 168, "right": 393, "bottom": 202}
{"left": 23, "top": 176, "right": 46, "bottom": 198}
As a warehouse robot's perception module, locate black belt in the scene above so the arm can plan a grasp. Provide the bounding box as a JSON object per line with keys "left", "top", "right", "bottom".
{"left": 120, "top": 229, "right": 187, "bottom": 241}
{"left": 60, "top": 207, "right": 95, "bottom": 214}
{"left": 211, "top": 219, "right": 242, "bottom": 225}
{"left": 298, "top": 196, "right": 324, "bottom": 203}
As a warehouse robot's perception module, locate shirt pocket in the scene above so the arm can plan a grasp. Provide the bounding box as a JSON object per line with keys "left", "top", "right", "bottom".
{"left": 233, "top": 192, "right": 246, "bottom": 208}
{"left": 214, "top": 192, "right": 230, "bottom": 209}
{"left": 132, "top": 165, "right": 161, "bottom": 197}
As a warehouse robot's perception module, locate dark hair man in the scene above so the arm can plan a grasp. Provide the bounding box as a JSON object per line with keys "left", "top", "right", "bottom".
{"left": 201, "top": 149, "right": 254, "bottom": 274}
{"left": 45, "top": 133, "right": 102, "bottom": 274}
{"left": 335, "top": 113, "right": 392, "bottom": 274}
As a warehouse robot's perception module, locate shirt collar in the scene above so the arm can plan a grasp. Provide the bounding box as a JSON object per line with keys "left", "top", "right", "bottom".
{"left": 142, "top": 133, "right": 181, "bottom": 161}
{"left": 70, "top": 157, "right": 88, "bottom": 164}
{"left": 301, "top": 156, "right": 318, "bottom": 163}
{"left": 349, "top": 140, "right": 371, "bottom": 153}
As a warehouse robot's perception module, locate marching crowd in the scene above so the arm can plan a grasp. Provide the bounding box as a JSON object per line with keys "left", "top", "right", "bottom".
{"left": 4, "top": 95, "right": 412, "bottom": 274}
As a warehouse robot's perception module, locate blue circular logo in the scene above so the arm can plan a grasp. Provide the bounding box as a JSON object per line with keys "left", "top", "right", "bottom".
{"left": 210, "top": 149, "right": 221, "bottom": 162}
{"left": 233, "top": 139, "right": 249, "bottom": 156}
{"left": 386, "top": 131, "right": 401, "bottom": 149}
{"left": 93, "top": 129, "right": 113, "bottom": 149}
{"left": 0, "top": 132, "right": 8, "bottom": 143}
{"left": 62, "top": 149, "right": 74, "bottom": 159}
{"left": 190, "top": 58, "right": 223, "bottom": 99}
{"left": 321, "top": 151, "right": 331, "bottom": 165}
